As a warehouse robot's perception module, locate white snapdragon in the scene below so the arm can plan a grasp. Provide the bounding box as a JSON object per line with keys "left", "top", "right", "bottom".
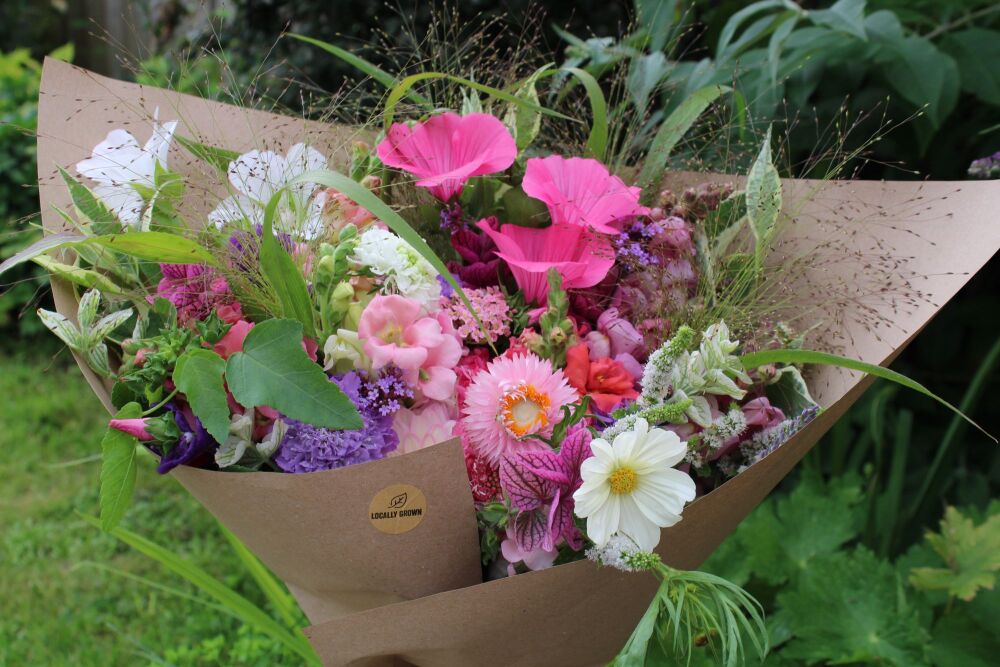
{"left": 216, "top": 414, "right": 288, "bottom": 468}
{"left": 352, "top": 227, "right": 441, "bottom": 307}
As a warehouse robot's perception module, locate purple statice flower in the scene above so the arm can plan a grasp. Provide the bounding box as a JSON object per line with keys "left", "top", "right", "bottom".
{"left": 613, "top": 219, "right": 664, "bottom": 271}
{"left": 968, "top": 151, "right": 1000, "bottom": 179}
{"left": 274, "top": 372, "right": 399, "bottom": 473}
{"left": 356, "top": 366, "right": 414, "bottom": 417}
{"left": 227, "top": 223, "right": 296, "bottom": 273}
{"left": 155, "top": 403, "right": 216, "bottom": 474}
{"left": 153, "top": 264, "right": 234, "bottom": 325}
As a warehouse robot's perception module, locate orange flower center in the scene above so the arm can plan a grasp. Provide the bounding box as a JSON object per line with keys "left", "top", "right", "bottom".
{"left": 500, "top": 383, "right": 551, "bottom": 438}
{"left": 608, "top": 467, "right": 638, "bottom": 495}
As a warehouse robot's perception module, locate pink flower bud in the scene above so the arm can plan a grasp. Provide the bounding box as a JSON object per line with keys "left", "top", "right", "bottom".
{"left": 108, "top": 418, "right": 154, "bottom": 441}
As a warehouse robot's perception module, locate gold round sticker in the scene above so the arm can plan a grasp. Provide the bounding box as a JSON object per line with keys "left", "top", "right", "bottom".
{"left": 368, "top": 484, "right": 427, "bottom": 534}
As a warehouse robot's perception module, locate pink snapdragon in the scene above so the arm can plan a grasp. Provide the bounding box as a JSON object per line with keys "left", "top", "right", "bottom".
{"left": 376, "top": 112, "right": 517, "bottom": 202}
{"left": 521, "top": 156, "right": 648, "bottom": 234}
{"left": 358, "top": 295, "right": 463, "bottom": 400}
{"left": 478, "top": 219, "right": 615, "bottom": 306}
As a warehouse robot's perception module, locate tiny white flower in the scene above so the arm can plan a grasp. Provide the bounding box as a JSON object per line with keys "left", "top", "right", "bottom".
{"left": 323, "top": 329, "right": 367, "bottom": 371}
{"left": 573, "top": 418, "right": 696, "bottom": 551}
{"left": 75, "top": 109, "right": 177, "bottom": 229}
{"left": 352, "top": 227, "right": 441, "bottom": 307}
{"left": 209, "top": 143, "right": 329, "bottom": 239}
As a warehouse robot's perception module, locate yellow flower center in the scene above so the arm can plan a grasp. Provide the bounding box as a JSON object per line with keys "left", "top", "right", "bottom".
{"left": 500, "top": 384, "right": 551, "bottom": 438}
{"left": 608, "top": 467, "right": 638, "bottom": 495}
{"left": 380, "top": 323, "right": 404, "bottom": 344}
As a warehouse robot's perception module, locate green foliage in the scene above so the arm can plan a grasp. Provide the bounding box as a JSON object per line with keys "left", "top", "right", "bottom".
{"left": 910, "top": 506, "right": 1000, "bottom": 601}
{"left": 99, "top": 403, "right": 142, "bottom": 531}
{"left": 172, "top": 349, "right": 230, "bottom": 444}
{"left": 226, "top": 318, "right": 363, "bottom": 430}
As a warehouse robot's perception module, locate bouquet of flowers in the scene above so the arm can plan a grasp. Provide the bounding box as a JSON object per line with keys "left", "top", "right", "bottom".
{"left": 12, "top": 58, "right": 998, "bottom": 666}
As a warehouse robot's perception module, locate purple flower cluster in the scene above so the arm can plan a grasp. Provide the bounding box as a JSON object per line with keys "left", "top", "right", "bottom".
{"left": 968, "top": 151, "right": 1000, "bottom": 179}
{"left": 613, "top": 219, "right": 664, "bottom": 270}
{"left": 227, "top": 223, "right": 295, "bottom": 273}
{"left": 356, "top": 366, "right": 414, "bottom": 417}
{"left": 274, "top": 372, "right": 399, "bottom": 473}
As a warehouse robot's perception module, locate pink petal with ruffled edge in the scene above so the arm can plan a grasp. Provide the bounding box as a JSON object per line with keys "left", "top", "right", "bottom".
{"left": 376, "top": 113, "right": 516, "bottom": 202}
{"left": 522, "top": 155, "right": 649, "bottom": 234}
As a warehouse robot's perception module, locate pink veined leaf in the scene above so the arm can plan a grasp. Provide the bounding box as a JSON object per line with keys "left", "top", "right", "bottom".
{"left": 558, "top": 427, "right": 593, "bottom": 473}
{"left": 500, "top": 455, "right": 555, "bottom": 511}
{"left": 511, "top": 508, "right": 549, "bottom": 553}
{"left": 516, "top": 449, "right": 573, "bottom": 486}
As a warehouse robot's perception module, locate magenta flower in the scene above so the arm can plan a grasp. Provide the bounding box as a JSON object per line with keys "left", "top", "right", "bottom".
{"left": 521, "top": 156, "right": 648, "bottom": 234}
{"left": 499, "top": 426, "right": 592, "bottom": 552}
{"left": 154, "top": 263, "right": 234, "bottom": 325}
{"left": 376, "top": 112, "right": 517, "bottom": 202}
{"left": 478, "top": 219, "right": 615, "bottom": 306}
{"left": 448, "top": 219, "right": 506, "bottom": 288}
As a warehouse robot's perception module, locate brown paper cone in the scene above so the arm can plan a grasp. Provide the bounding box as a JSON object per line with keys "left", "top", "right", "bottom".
{"left": 37, "top": 60, "right": 1000, "bottom": 663}
{"left": 36, "top": 59, "right": 481, "bottom": 623}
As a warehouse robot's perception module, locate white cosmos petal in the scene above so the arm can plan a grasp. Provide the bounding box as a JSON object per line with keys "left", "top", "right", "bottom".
{"left": 209, "top": 194, "right": 260, "bottom": 229}
{"left": 617, "top": 494, "right": 662, "bottom": 551}
{"left": 611, "top": 429, "right": 639, "bottom": 462}
{"left": 143, "top": 118, "right": 177, "bottom": 166}
{"left": 580, "top": 454, "right": 612, "bottom": 479}
{"left": 76, "top": 129, "right": 142, "bottom": 185}
{"left": 632, "top": 483, "right": 684, "bottom": 528}
{"left": 573, "top": 479, "right": 610, "bottom": 517}
{"left": 588, "top": 437, "right": 615, "bottom": 465}
{"left": 586, "top": 493, "right": 621, "bottom": 546}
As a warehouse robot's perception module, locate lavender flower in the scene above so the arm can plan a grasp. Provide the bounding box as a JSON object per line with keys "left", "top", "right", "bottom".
{"left": 738, "top": 405, "right": 820, "bottom": 472}
{"left": 968, "top": 151, "right": 1000, "bottom": 179}
{"left": 356, "top": 366, "right": 414, "bottom": 417}
{"left": 274, "top": 372, "right": 399, "bottom": 473}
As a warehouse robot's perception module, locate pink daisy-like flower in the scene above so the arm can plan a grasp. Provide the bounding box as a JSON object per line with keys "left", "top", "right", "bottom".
{"left": 460, "top": 353, "right": 579, "bottom": 465}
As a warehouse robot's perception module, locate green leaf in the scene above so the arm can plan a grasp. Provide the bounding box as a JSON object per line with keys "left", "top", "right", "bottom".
{"left": 58, "top": 166, "right": 118, "bottom": 230}
{"left": 881, "top": 36, "right": 959, "bottom": 128}
{"left": 293, "top": 168, "right": 494, "bottom": 349}
{"left": 78, "top": 514, "right": 320, "bottom": 665}
{"left": 778, "top": 548, "right": 929, "bottom": 665}
{"left": 0, "top": 231, "right": 86, "bottom": 277}
{"left": 259, "top": 193, "right": 317, "bottom": 338}
{"left": 745, "top": 126, "right": 781, "bottom": 258}
{"left": 637, "top": 85, "right": 731, "bottom": 198}
{"left": 929, "top": 603, "right": 1000, "bottom": 667}
{"left": 226, "top": 319, "right": 363, "bottom": 430}
{"left": 504, "top": 66, "right": 549, "bottom": 151}
{"left": 288, "top": 33, "right": 431, "bottom": 107}
{"left": 941, "top": 28, "right": 1000, "bottom": 107}
{"left": 740, "top": 348, "right": 996, "bottom": 442}
{"left": 173, "top": 349, "right": 230, "bottom": 444}
{"left": 910, "top": 507, "right": 1000, "bottom": 602}
{"left": 766, "top": 365, "right": 818, "bottom": 416}
{"left": 562, "top": 67, "right": 609, "bottom": 160}
{"left": 635, "top": 0, "right": 681, "bottom": 52}
{"left": 219, "top": 526, "right": 302, "bottom": 630}
{"left": 174, "top": 134, "right": 238, "bottom": 176}
{"left": 809, "top": 0, "right": 867, "bottom": 40}
{"left": 89, "top": 232, "right": 219, "bottom": 267}
{"left": 99, "top": 402, "right": 141, "bottom": 531}
{"left": 30, "top": 255, "right": 123, "bottom": 294}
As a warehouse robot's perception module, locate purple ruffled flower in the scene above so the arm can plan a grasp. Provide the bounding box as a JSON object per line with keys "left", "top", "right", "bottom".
{"left": 274, "top": 372, "right": 399, "bottom": 473}
{"left": 155, "top": 403, "right": 215, "bottom": 474}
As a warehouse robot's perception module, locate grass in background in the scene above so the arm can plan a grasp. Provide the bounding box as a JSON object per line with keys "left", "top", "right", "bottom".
{"left": 0, "top": 347, "right": 296, "bottom": 666}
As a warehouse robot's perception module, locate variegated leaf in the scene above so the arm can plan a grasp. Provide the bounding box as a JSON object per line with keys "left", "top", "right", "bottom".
{"left": 37, "top": 309, "right": 82, "bottom": 349}
{"left": 500, "top": 454, "right": 556, "bottom": 511}
{"left": 87, "top": 308, "right": 134, "bottom": 344}
{"left": 76, "top": 289, "right": 102, "bottom": 330}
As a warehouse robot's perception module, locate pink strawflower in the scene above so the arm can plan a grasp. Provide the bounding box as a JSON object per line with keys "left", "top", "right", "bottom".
{"left": 521, "top": 155, "right": 648, "bottom": 234}
{"left": 444, "top": 286, "right": 511, "bottom": 344}
{"left": 154, "top": 264, "right": 235, "bottom": 325}
{"left": 460, "top": 353, "right": 578, "bottom": 465}
{"left": 376, "top": 112, "right": 516, "bottom": 202}
{"left": 358, "top": 295, "right": 463, "bottom": 400}
{"left": 392, "top": 401, "right": 458, "bottom": 455}
{"left": 108, "top": 418, "right": 154, "bottom": 441}
{"left": 478, "top": 219, "right": 615, "bottom": 306}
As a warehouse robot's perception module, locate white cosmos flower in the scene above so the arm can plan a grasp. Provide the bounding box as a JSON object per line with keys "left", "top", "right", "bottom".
{"left": 352, "top": 227, "right": 442, "bottom": 307}
{"left": 75, "top": 110, "right": 177, "bottom": 229}
{"left": 573, "top": 418, "right": 696, "bottom": 551}
{"left": 209, "top": 143, "right": 328, "bottom": 239}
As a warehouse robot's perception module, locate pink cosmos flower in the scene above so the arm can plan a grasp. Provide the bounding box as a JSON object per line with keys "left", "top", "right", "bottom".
{"left": 108, "top": 417, "right": 154, "bottom": 441}
{"left": 376, "top": 112, "right": 516, "bottom": 202}
{"left": 392, "top": 401, "right": 458, "bottom": 455}
{"left": 460, "top": 353, "right": 578, "bottom": 465}
{"left": 478, "top": 219, "right": 615, "bottom": 306}
{"left": 499, "top": 426, "right": 591, "bottom": 552}
{"left": 358, "top": 295, "right": 463, "bottom": 400}
{"left": 521, "top": 155, "right": 648, "bottom": 234}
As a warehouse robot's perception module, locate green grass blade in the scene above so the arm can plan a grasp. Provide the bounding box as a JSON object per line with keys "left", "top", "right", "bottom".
{"left": 73, "top": 561, "right": 231, "bottom": 614}
{"left": 740, "top": 348, "right": 996, "bottom": 442}
{"left": 287, "top": 33, "right": 432, "bottom": 107}
{"left": 383, "top": 72, "right": 575, "bottom": 129}
{"left": 259, "top": 193, "right": 318, "bottom": 338}
{"left": 175, "top": 135, "right": 240, "bottom": 176}
{"left": 78, "top": 514, "right": 320, "bottom": 665}
{"left": 219, "top": 525, "right": 301, "bottom": 630}
{"left": 293, "top": 169, "right": 494, "bottom": 349}
{"left": 638, "top": 85, "right": 731, "bottom": 199}
{"left": 561, "top": 67, "right": 609, "bottom": 160}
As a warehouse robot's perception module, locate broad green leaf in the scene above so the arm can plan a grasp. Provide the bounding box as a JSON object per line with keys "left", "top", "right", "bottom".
{"left": 637, "top": 85, "right": 731, "bottom": 198}
{"left": 928, "top": 602, "right": 1000, "bottom": 667}
{"left": 31, "top": 255, "right": 123, "bottom": 294}
{"left": 58, "top": 166, "right": 118, "bottom": 230}
{"left": 78, "top": 514, "right": 320, "bottom": 665}
{"left": 226, "top": 319, "right": 363, "bottom": 430}
{"left": 173, "top": 349, "right": 230, "bottom": 444}
{"left": 37, "top": 308, "right": 82, "bottom": 349}
{"left": 90, "top": 232, "right": 219, "bottom": 267}
{"left": 293, "top": 169, "right": 494, "bottom": 348}
{"left": 717, "top": 0, "right": 798, "bottom": 61}
{"left": 881, "top": 36, "right": 959, "bottom": 128}
{"left": 809, "top": 0, "right": 867, "bottom": 40}
{"left": 503, "top": 66, "right": 549, "bottom": 151}
{"left": 740, "top": 348, "right": 996, "bottom": 442}
{"left": 635, "top": 0, "right": 681, "bottom": 52}
{"left": 383, "top": 72, "right": 573, "bottom": 130}
{"left": 174, "top": 134, "right": 239, "bottom": 176}
{"left": 627, "top": 52, "right": 670, "bottom": 113}
{"left": 745, "top": 126, "right": 781, "bottom": 258}
{"left": 220, "top": 526, "right": 302, "bottom": 630}
{"left": 99, "top": 402, "right": 141, "bottom": 531}
{"left": 909, "top": 507, "right": 1000, "bottom": 602}
{"left": 0, "top": 231, "right": 86, "bottom": 277}
{"left": 766, "top": 365, "right": 818, "bottom": 416}
{"left": 562, "top": 67, "right": 609, "bottom": 160}
{"left": 941, "top": 28, "right": 1000, "bottom": 107}
{"left": 260, "top": 193, "right": 317, "bottom": 338}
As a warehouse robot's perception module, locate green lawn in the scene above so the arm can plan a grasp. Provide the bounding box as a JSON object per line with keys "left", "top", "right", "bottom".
{"left": 0, "top": 349, "right": 296, "bottom": 665}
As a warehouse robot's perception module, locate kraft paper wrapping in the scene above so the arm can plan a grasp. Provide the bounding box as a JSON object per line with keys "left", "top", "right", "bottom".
{"left": 36, "top": 60, "right": 1000, "bottom": 664}
{"left": 36, "top": 59, "right": 481, "bottom": 623}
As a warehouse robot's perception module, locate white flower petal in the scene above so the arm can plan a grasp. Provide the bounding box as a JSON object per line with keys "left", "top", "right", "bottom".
{"left": 573, "top": 478, "right": 610, "bottom": 517}
{"left": 93, "top": 184, "right": 144, "bottom": 229}
{"left": 585, "top": 494, "right": 621, "bottom": 546}
{"left": 228, "top": 149, "right": 286, "bottom": 202}
{"left": 617, "top": 495, "right": 662, "bottom": 551}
